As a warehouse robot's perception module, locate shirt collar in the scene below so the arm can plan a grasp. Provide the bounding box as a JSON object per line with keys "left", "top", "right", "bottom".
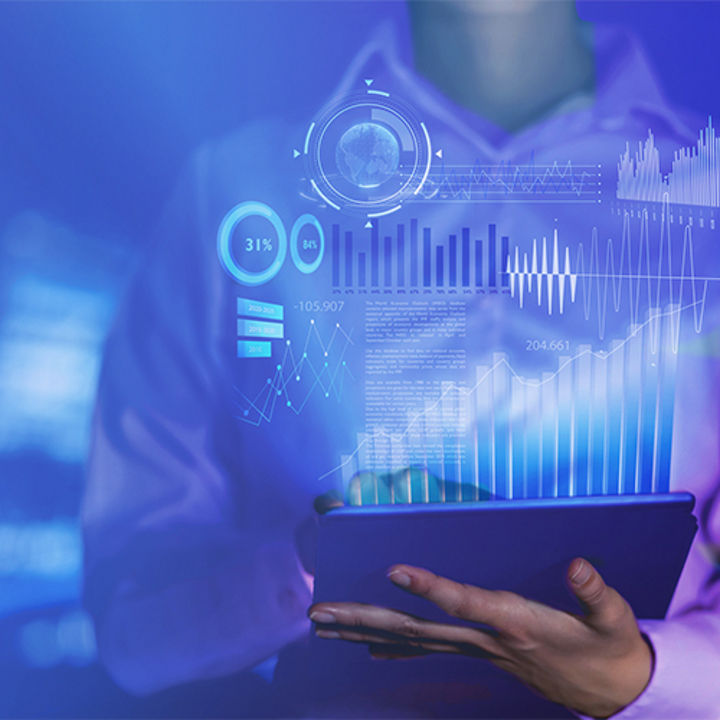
{"left": 324, "top": 16, "right": 693, "bottom": 157}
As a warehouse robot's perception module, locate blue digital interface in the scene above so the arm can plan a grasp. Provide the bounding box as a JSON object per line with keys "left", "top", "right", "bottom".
{"left": 218, "top": 83, "right": 719, "bottom": 506}
{"left": 1, "top": 1, "right": 720, "bottom": 714}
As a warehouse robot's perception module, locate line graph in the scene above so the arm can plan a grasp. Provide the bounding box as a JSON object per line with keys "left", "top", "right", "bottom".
{"left": 617, "top": 117, "right": 720, "bottom": 207}
{"left": 506, "top": 197, "right": 712, "bottom": 344}
{"left": 421, "top": 156, "right": 602, "bottom": 203}
{"left": 234, "top": 319, "right": 355, "bottom": 426}
{"left": 329, "top": 306, "right": 680, "bottom": 502}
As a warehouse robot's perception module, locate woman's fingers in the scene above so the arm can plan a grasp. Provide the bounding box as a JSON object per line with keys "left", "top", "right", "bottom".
{"left": 313, "top": 490, "right": 344, "bottom": 514}
{"left": 308, "top": 564, "right": 522, "bottom": 660}
{"left": 317, "top": 627, "right": 463, "bottom": 655}
{"left": 567, "top": 557, "right": 632, "bottom": 632}
{"left": 386, "top": 564, "right": 516, "bottom": 628}
{"left": 316, "top": 625, "right": 496, "bottom": 659}
{"left": 309, "top": 602, "right": 500, "bottom": 655}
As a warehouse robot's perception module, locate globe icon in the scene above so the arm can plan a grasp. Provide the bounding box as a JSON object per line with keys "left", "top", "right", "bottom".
{"left": 335, "top": 122, "right": 400, "bottom": 188}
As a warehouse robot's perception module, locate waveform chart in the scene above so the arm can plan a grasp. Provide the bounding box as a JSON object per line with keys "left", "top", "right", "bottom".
{"left": 422, "top": 156, "right": 602, "bottom": 204}
{"left": 506, "top": 198, "right": 713, "bottom": 343}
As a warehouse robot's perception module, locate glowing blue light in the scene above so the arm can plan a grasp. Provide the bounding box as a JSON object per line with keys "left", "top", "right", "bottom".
{"left": 290, "top": 214, "right": 325, "bottom": 274}
{"left": 335, "top": 122, "right": 400, "bottom": 188}
{"left": 217, "top": 201, "right": 287, "bottom": 286}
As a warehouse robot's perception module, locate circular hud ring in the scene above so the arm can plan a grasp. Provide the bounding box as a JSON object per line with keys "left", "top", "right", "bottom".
{"left": 304, "top": 91, "right": 432, "bottom": 218}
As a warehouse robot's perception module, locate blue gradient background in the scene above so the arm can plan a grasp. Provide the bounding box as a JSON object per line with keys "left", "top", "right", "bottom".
{"left": 0, "top": 1, "right": 717, "bottom": 715}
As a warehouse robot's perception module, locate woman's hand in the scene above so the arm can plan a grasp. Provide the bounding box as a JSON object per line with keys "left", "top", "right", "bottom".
{"left": 308, "top": 559, "right": 652, "bottom": 718}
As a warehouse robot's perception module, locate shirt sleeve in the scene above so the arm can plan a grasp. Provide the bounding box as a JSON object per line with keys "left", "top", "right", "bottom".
{"left": 81, "top": 131, "right": 313, "bottom": 696}
{"left": 569, "top": 593, "right": 720, "bottom": 720}
{"left": 573, "top": 496, "right": 720, "bottom": 719}
{"left": 602, "top": 480, "right": 720, "bottom": 719}
{"left": 613, "top": 612, "right": 720, "bottom": 719}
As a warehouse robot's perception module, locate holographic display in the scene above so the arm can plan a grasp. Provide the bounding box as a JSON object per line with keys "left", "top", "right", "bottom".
{"left": 218, "top": 84, "right": 720, "bottom": 505}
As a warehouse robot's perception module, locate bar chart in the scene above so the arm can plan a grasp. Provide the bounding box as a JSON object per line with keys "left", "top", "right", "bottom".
{"left": 617, "top": 117, "right": 720, "bottom": 208}
{"left": 331, "top": 220, "right": 510, "bottom": 291}
{"left": 469, "top": 308, "right": 677, "bottom": 500}
{"left": 339, "top": 306, "right": 678, "bottom": 503}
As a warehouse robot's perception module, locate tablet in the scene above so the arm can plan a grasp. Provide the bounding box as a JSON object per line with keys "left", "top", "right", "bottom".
{"left": 293, "top": 494, "right": 696, "bottom": 718}
{"left": 313, "top": 493, "right": 697, "bottom": 621}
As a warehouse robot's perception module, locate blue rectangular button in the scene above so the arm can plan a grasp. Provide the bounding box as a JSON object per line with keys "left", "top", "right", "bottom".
{"left": 237, "top": 318, "right": 284, "bottom": 339}
{"left": 237, "top": 340, "right": 272, "bottom": 358}
{"left": 237, "top": 298, "right": 284, "bottom": 321}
